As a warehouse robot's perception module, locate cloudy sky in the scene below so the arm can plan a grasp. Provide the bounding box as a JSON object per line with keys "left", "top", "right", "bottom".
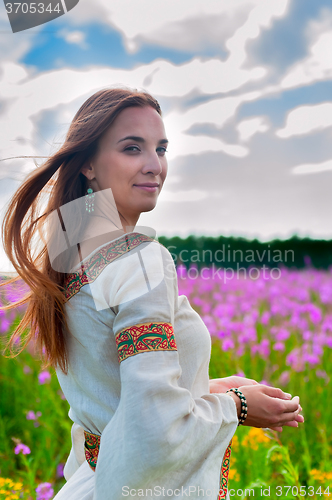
{"left": 0, "top": 0, "right": 332, "bottom": 273}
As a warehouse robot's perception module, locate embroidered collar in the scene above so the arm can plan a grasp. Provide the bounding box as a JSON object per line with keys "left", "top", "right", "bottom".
{"left": 63, "top": 232, "right": 155, "bottom": 301}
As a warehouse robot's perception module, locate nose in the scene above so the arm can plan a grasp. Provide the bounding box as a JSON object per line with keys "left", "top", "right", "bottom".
{"left": 141, "top": 150, "right": 163, "bottom": 176}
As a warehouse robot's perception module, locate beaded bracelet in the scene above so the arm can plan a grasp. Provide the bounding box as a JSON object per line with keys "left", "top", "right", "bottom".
{"left": 226, "top": 388, "right": 248, "bottom": 425}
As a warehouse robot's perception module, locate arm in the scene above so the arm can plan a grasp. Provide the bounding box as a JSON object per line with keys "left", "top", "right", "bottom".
{"left": 94, "top": 242, "right": 239, "bottom": 496}
{"left": 209, "top": 376, "right": 258, "bottom": 394}
{"left": 209, "top": 377, "right": 304, "bottom": 431}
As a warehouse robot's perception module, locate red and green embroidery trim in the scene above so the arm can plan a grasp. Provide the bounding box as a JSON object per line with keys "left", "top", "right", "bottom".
{"left": 63, "top": 232, "right": 155, "bottom": 301}
{"left": 83, "top": 429, "right": 232, "bottom": 488}
{"left": 115, "top": 322, "right": 177, "bottom": 363}
{"left": 218, "top": 440, "right": 232, "bottom": 499}
{"left": 84, "top": 430, "right": 101, "bottom": 472}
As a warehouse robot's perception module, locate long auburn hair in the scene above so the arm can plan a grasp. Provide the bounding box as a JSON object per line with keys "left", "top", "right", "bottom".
{"left": 0, "top": 87, "right": 162, "bottom": 375}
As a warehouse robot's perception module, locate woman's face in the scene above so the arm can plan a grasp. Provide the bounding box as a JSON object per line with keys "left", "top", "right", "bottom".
{"left": 82, "top": 105, "right": 168, "bottom": 228}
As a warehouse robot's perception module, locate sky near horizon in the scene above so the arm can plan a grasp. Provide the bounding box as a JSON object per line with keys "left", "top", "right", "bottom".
{"left": 0, "top": 0, "right": 332, "bottom": 272}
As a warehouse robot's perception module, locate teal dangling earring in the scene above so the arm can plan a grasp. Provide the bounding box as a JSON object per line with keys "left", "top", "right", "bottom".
{"left": 85, "top": 179, "right": 95, "bottom": 212}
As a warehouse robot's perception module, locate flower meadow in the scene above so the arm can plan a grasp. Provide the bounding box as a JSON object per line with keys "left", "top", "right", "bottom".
{"left": 0, "top": 263, "right": 332, "bottom": 499}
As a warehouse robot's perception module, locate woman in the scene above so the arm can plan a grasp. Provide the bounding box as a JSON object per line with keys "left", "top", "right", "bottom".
{"left": 1, "top": 87, "right": 304, "bottom": 500}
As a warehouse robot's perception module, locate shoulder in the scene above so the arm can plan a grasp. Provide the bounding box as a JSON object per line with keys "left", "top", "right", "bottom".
{"left": 63, "top": 232, "right": 159, "bottom": 301}
{"left": 63, "top": 232, "right": 178, "bottom": 305}
{"left": 105, "top": 236, "right": 177, "bottom": 306}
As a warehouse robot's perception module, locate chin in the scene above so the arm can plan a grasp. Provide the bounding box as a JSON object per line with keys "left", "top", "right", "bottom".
{"left": 138, "top": 200, "right": 158, "bottom": 213}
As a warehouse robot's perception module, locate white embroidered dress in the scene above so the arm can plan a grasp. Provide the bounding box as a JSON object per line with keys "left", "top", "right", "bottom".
{"left": 53, "top": 232, "right": 238, "bottom": 500}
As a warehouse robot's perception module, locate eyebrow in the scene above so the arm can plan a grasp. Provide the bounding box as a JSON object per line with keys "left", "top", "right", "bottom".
{"left": 117, "top": 135, "right": 169, "bottom": 145}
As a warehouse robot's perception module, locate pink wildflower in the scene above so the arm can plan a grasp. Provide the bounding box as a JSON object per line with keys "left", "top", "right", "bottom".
{"left": 303, "top": 352, "right": 320, "bottom": 366}
{"left": 279, "top": 370, "right": 290, "bottom": 385}
{"left": 14, "top": 443, "right": 31, "bottom": 455}
{"left": 36, "top": 482, "right": 54, "bottom": 500}
{"left": 325, "top": 336, "right": 332, "bottom": 348}
{"left": 56, "top": 463, "right": 65, "bottom": 478}
{"left": 236, "top": 345, "right": 245, "bottom": 356}
{"left": 38, "top": 371, "right": 51, "bottom": 384}
{"left": 275, "top": 328, "right": 290, "bottom": 341}
{"left": 273, "top": 342, "right": 285, "bottom": 351}
{"left": 305, "top": 303, "right": 322, "bottom": 324}
{"left": 316, "top": 370, "right": 330, "bottom": 383}
{"left": 222, "top": 338, "right": 234, "bottom": 351}
{"left": 260, "top": 311, "right": 270, "bottom": 325}
{"left": 302, "top": 330, "right": 312, "bottom": 341}
{"left": 260, "top": 380, "right": 271, "bottom": 386}
{"left": 0, "top": 318, "right": 11, "bottom": 333}
{"left": 26, "top": 410, "right": 42, "bottom": 421}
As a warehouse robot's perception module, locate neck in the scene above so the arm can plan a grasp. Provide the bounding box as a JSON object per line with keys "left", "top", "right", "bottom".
{"left": 119, "top": 212, "right": 140, "bottom": 233}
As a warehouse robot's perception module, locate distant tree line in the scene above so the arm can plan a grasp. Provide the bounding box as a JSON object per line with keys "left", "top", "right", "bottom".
{"left": 158, "top": 235, "right": 332, "bottom": 270}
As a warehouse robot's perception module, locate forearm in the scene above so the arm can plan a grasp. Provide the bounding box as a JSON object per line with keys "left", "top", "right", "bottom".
{"left": 209, "top": 376, "right": 259, "bottom": 394}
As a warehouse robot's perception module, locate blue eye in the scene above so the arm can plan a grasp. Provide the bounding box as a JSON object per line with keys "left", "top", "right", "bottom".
{"left": 157, "top": 147, "right": 168, "bottom": 155}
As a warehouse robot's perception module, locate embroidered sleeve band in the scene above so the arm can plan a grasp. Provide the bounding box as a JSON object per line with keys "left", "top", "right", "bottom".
{"left": 115, "top": 322, "right": 177, "bottom": 363}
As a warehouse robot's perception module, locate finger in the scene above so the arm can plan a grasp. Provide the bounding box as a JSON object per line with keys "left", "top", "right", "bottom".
{"left": 279, "top": 408, "right": 301, "bottom": 424}
{"left": 295, "top": 414, "right": 304, "bottom": 423}
{"left": 264, "top": 386, "right": 292, "bottom": 400}
{"left": 282, "top": 400, "right": 301, "bottom": 413}
{"left": 269, "top": 426, "right": 283, "bottom": 432}
{"left": 282, "top": 421, "right": 299, "bottom": 428}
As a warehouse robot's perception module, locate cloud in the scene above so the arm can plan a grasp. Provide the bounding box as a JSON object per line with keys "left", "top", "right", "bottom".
{"left": 281, "top": 32, "right": 332, "bottom": 89}
{"left": 0, "top": 59, "right": 267, "bottom": 170}
{"left": 0, "top": 7, "right": 38, "bottom": 63}
{"left": 276, "top": 102, "right": 332, "bottom": 138}
{"left": 58, "top": 29, "right": 88, "bottom": 48}
{"left": 164, "top": 92, "right": 267, "bottom": 159}
{"left": 69, "top": 0, "right": 261, "bottom": 52}
{"left": 85, "top": 0, "right": 289, "bottom": 59}
{"left": 225, "top": 0, "right": 289, "bottom": 67}
{"left": 237, "top": 116, "right": 269, "bottom": 141}
{"left": 146, "top": 59, "right": 266, "bottom": 97}
{"left": 1, "top": 0, "right": 332, "bottom": 245}
{"left": 292, "top": 159, "right": 332, "bottom": 175}
{"left": 60, "top": 0, "right": 292, "bottom": 95}
{"left": 138, "top": 128, "right": 332, "bottom": 240}
{"left": 280, "top": 8, "right": 332, "bottom": 89}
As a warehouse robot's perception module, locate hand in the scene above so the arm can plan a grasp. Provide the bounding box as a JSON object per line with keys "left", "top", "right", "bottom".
{"left": 209, "top": 376, "right": 259, "bottom": 394}
{"left": 228, "top": 384, "right": 304, "bottom": 432}
{"left": 270, "top": 396, "right": 304, "bottom": 432}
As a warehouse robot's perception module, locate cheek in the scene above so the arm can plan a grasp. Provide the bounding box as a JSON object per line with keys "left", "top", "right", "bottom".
{"left": 95, "top": 154, "right": 125, "bottom": 186}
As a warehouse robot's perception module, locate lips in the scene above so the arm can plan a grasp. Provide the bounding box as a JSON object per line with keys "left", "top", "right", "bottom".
{"left": 133, "top": 183, "right": 160, "bottom": 192}
{"left": 133, "top": 183, "right": 159, "bottom": 187}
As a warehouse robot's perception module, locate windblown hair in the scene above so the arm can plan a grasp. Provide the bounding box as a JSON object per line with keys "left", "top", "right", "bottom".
{"left": 0, "top": 87, "right": 162, "bottom": 375}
